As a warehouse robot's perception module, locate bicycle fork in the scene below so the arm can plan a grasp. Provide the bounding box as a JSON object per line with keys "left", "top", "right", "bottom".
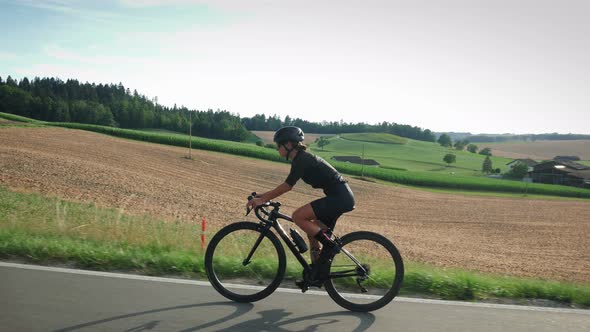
{"left": 242, "top": 223, "right": 272, "bottom": 266}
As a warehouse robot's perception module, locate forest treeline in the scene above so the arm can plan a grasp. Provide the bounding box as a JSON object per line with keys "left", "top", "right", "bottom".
{"left": 241, "top": 114, "right": 436, "bottom": 142}
{"left": 1, "top": 75, "right": 434, "bottom": 142}
{"left": 0, "top": 76, "right": 249, "bottom": 141}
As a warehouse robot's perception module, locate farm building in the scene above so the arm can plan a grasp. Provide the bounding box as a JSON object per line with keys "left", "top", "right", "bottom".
{"left": 553, "top": 156, "right": 581, "bottom": 162}
{"left": 331, "top": 156, "right": 380, "bottom": 166}
{"left": 506, "top": 159, "right": 538, "bottom": 172}
{"left": 530, "top": 160, "right": 590, "bottom": 188}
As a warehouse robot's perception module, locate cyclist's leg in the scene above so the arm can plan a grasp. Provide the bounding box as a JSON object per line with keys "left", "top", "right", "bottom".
{"left": 293, "top": 202, "right": 339, "bottom": 254}
{"left": 307, "top": 221, "right": 328, "bottom": 263}
{"left": 291, "top": 203, "right": 321, "bottom": 237}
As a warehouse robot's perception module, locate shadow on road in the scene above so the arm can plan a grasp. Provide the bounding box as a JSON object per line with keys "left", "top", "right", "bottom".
{"left": 52, "top": 301, "right": 375, "bottom": 332}
{"left": 52, "top": 301, "right": 254, "bottom": 332}
{"left": 217, "top": 309, "right": 376, "bottom": 332}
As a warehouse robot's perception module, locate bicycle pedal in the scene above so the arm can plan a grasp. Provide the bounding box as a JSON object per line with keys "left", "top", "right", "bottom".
{"left": 295, "top": 280, "right": 309, "bottom": 293}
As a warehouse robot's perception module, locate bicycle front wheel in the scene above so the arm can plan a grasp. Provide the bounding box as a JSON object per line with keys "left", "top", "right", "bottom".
{"left": 204, "top": 222, "right": 286, "bottom": 303}
{"left": 324, "top": 231, "right": 404, "bottom": 312}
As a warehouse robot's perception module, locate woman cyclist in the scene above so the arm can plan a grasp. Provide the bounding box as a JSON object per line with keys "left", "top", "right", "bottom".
{"left": 246, "top": 126, "right": 355, "bottom": 281}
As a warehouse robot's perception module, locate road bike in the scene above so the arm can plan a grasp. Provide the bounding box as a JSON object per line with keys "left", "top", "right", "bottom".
{"left": 204, "top": 193, "right": 404, "bottom": 312}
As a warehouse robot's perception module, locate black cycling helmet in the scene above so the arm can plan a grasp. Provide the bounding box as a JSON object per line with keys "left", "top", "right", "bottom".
{"left": 273, "top": 126, "right": 304, "bottom": 144}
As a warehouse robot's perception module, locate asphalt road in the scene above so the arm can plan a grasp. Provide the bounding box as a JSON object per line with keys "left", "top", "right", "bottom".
{"left": 1, "top": 262, "right": 588, "bottom": 332}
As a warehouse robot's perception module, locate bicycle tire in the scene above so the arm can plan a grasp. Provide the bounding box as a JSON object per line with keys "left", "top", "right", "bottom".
{"left": 324, "top": 231, "right": 404, "bottom": 312}
{"left": 205, "top": 222, "right": 287, "bottom": 303}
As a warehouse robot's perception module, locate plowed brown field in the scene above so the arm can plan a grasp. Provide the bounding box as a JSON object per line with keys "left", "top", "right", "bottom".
{"left": 1, "top": 127, "right": 589, "bottom": 283}
{"left": 484, "top": 140, "right": 590, "bottom": 160}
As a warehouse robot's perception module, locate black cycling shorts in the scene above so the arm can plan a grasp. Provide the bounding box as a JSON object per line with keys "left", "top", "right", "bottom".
{"left": 310, "top": 182, "right": 355, "bottom": 230}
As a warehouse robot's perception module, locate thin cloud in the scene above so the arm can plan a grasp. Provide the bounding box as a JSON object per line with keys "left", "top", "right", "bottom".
{"left": 13, "top": 0, "right": 122, "bottom": 23}
{"left": 43, "top": 44, "right": 162, "bottom": 67}
{"left": 0, "top": 52, "right": 20, "bottom": 61}
{"left": 118, "top": 0, "right": 196, "bottom": 7}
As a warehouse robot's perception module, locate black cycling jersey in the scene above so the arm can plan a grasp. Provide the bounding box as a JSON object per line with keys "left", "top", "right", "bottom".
{"left": 285, "top": 150, "right": 345, "bottom": 189}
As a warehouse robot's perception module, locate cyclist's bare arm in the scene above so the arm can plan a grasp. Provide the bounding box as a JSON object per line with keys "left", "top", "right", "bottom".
{"left": 246, "top": 182, "right": 292, "bottom": 209}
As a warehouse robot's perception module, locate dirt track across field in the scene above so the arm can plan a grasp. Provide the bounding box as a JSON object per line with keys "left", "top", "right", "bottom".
{"left": 1, "top": 127, "right": 589, "bottom": 283}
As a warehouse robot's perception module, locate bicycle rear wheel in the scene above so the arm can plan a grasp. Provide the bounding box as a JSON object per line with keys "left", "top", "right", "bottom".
{"left": 324, "top": 231, "right": 404, "bottom": 312}
{"left": 205, "top": 222, "right": 286, "bottom": 302}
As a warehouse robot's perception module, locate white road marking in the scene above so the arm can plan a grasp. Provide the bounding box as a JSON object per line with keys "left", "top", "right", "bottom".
{"left": 1, "top": 261, "right": 588, "bottom": 315}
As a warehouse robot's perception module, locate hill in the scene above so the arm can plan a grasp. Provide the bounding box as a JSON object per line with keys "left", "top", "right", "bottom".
{"left": 309, "top": 132, "right": 512, "bottom": 176}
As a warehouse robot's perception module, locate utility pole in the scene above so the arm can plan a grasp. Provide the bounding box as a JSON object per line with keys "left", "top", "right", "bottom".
{"left": 361, "top": 144, "right": 365, "bottom": 179}
{"left": 188, "top": 111, "right": 192, "bottom": 160}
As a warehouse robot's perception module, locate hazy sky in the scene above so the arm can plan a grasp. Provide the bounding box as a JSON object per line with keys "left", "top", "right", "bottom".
{"left": 1, "top": 0, "right": 588, "bottom": 134}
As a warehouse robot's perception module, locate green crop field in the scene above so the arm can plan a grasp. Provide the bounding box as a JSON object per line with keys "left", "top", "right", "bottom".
{"left": 340, "top": 132, "right": 408, "bottom": 145}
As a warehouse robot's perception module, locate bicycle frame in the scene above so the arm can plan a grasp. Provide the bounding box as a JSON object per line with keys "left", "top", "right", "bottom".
{"left": 244, "top": 203, "right": 311, "bottom": 272}
{"left": 244, "top": 203, "right": 368, "bottom": 280}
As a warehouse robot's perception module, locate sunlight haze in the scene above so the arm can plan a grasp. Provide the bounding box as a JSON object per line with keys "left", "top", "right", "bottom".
{"left": 1, "top": 0, "right": 588, "bottom": 134}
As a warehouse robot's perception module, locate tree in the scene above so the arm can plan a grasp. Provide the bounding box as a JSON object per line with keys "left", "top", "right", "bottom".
{"left": 437, "top": 133, "right": 453, "bottom": 147}
{"left": 479, "top": 147, "right": 492, "bottom": 156}
{"left": 506, "top": 162, "right": 529, "bottom": 179}
{"left": 454, "top": 138, "right": 469, "bottom": 150}
{"left": 316, "top": 136, "right": 330, "bottom": 150}
{"left": 5, "top": 76, "right": 17, "bottom": 87}
{"left": 18, "top": 77, "right": 31, "bottom": 91}
{"left": 467, "top": 144, "right": 478, "bottom": 153}
{"left": 443, "top": 153, "right": 456, "bottom": 166}
{"left": 482, "top": 156, "right": 493, "bottom": 174}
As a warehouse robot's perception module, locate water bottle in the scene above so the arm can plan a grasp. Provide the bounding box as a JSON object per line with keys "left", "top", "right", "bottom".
{"left": 290, "top": 228, "right": 308, "bottom": 253}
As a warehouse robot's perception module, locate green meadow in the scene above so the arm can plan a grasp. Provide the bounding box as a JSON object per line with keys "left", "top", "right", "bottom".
{"left": 311, "top": 133, "right": 513, "bottom": 177}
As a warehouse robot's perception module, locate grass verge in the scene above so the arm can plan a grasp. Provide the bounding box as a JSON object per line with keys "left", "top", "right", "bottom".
{"left": 1, "top": 186, "right": 588, "bottom": 307}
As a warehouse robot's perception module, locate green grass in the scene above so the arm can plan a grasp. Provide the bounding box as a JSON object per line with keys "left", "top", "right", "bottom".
{"left": 312, "top": 133, "right": 513, "bottom": 176}
{"left": 403, "top": 262, "right": 590, "bottom": 306}
{"left": 0, "top": 112, "right": 41, "bottom": 123}
{"left": 341, "top": 132, "right": 408, "bottom": 145}
{"left": 1, "top": 186, "right": 589, "bottom": 307}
